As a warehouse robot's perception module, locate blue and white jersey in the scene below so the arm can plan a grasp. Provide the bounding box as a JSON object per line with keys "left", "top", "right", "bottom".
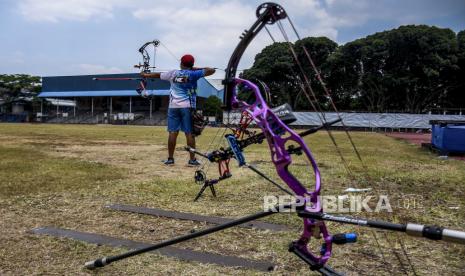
{"left": 160, "top": 69, "right": 205, "bottom": 108}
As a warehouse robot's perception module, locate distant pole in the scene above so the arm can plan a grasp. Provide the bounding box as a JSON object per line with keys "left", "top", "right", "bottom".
{"left": 73, "top": 97, "right": 76, "bottom": 117}
{"left": 40, "top": 99, "right": 43, "bottom": 114}
{"left": 110, "top": 97, "right": 113, "bottom": 116}
{"left": 130, "top": 97, "right": 132, "bottom": 113}
{"left": 91, "top": 98, "right": 94, "bottom": 116}
{"left": 56, "top": 99, "right": 59, "bottom": 116}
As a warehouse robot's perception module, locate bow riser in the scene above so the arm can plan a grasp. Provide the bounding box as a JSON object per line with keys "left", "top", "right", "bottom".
{"left": 231, "top": 77, "right": 332, "bottom": 266}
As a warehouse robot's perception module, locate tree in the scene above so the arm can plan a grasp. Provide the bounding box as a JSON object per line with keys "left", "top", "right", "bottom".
{"left": 325, "top": 40, "right": 366, "bottom": 111}
{"left": 0, "top": 74, "right": 42, "bottom": 115}
{"left": 294, "top": 37, "right": 338, "bottom": 110}
{"left": 335, "top": 25, "right": 460, "bottom": 112}
{"left": 0, "top": 74, "right": 42, "bottom": 101}
{"left": 243, "top": 37, "right": 339, "bottom": 111}
{"left": 242, "top": 42, "right": 297, "bottom": 108}
{"left": 383, "top": 25, "right": 459, "bottom": 112}
{"left": 446, "top": 30, "right": 465, "bottom": 109}
{"left": 243, "top": 26, "right": 464, "bottom": 113}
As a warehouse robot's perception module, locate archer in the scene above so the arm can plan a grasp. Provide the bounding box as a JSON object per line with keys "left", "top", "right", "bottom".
{"left": 141, "top": 54, "right": 216, "bottom": 166}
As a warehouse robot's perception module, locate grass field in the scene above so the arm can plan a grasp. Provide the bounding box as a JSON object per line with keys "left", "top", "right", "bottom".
{"left": 0, "top": 123, "right": 464, "bottom": 275}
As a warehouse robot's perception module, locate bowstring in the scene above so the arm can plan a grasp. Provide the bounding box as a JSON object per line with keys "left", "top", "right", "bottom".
{"left": 197, "top": 116, "right": 229, "bottom": 179}
{"left": 267, "top": 22, "right": 357, "bottom": 181}
{"left": 150, "top": 44, "right": 157, "bottom": 96}
{"left": 398, "top": 233, "right": 418, "bottom": 276}
{"left": 152, "top": 44, "right": 157, "bottom": 71}
{"left": 270, "top": 12, "right": 417, "bottom": 275}
{"left": 295, "top": 16, "right": 417, "bottom": 271}
{"left": 159, "top": 41, "right": 180, "bottom": 62}
{"left": 288, "top": 16, "right": 411, "bottom": 274}
{"left": 275, "top": 20, "right": 356, "bottom": 179}
{"left": 383, "top": 232, "right": 409, "bottom": 274}
{"left": 268, "top": 16, "right": 364, "bottom": 205}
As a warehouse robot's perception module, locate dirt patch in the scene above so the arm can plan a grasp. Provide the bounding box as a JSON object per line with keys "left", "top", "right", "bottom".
{"left": 0, "top": 134, "right": 201, "bottom": 182}
{"left": 385, "top": 132, "right": 431, "bottom": 145}
{"left": 51, "top": 141, "right": 171, "bottom": 180}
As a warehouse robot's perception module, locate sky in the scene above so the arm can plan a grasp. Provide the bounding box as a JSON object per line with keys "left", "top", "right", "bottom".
{"left": 0, "top": 0, "right": 464, "bottom": 79}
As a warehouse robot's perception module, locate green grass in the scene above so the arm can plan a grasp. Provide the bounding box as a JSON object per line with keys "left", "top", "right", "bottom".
{"left": 0, "top": 123, "right": 464, "bottom": 275}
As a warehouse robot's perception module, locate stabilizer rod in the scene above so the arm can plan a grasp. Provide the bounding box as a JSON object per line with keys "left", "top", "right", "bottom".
{"left": 245, "top": 163, "right": 293, "bottom": 195}
{"left": 298, "top": 211, "right": 465, "bottom": 244}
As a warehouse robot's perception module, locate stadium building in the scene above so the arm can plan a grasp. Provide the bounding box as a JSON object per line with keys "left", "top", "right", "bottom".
{"left": 37, "top": 73, "right": 223, "bottom": 124}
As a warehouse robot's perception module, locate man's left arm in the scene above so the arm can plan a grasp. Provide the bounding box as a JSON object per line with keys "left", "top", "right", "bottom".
{"left": 140, "top": 72, "right": 161, "bottom": 78}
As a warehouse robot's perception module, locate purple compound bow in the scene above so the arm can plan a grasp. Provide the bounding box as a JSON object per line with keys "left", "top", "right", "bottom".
{"left": 230, "top": 77, "right": 332, "bottom": 267}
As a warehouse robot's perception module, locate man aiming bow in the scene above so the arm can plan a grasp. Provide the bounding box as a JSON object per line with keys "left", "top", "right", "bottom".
{"left": 141, "top": 54, "right": 216, "bottom": 165}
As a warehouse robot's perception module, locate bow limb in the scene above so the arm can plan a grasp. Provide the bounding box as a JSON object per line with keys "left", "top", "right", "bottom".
{"left": 223, "top": 2, "right": 287, "bottom": 110}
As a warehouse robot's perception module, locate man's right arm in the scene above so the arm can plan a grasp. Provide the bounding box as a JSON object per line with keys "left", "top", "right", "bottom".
{"left": 192, "top": 67, "right": 216, "bottom": 77}
{"left": 203, "top": 67, "right": 216, "bottom": 76}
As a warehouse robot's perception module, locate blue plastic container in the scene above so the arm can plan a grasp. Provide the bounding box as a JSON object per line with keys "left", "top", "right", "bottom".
{"left": 431, "top": 121, "right": 465, "bottom": 153}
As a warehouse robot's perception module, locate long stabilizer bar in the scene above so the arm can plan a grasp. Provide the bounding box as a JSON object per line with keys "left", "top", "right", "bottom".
{"left": 298, "top": 210, "right": 465, "bottom": 244}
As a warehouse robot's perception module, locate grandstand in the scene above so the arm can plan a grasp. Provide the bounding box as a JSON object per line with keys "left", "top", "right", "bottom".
{"left": 37, "top": 73, "right": 223, "bottom": 125}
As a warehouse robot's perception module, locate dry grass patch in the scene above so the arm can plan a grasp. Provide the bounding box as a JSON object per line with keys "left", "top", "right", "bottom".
{"left": 0, "top": 123, "right": 464, "bottom": 275}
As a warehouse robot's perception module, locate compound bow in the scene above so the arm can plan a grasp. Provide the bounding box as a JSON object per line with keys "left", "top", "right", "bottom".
{"left": 93, "top": 39, "right": 160, "bottom": 98}
{"left": 133, "top": 40, "right": 160, "bottom": 97}
{"left": 85, "top": 3, "right": 465, "bottom": 274}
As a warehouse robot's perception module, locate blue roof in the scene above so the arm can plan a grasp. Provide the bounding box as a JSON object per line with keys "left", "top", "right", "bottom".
{"left": 38, "top": 73, "right": 223, "bottom": 99}
{"left": 38, "top": 90, "right": 171, "bottom": 97}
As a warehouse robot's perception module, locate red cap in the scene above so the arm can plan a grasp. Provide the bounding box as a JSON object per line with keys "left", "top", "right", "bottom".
{"left": 181, "top": 54, "right": 195, "bottom": 67}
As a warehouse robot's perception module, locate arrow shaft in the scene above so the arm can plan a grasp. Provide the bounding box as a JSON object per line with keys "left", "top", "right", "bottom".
{"left": 93, "top": 77, "right": 144, "bottom": 81}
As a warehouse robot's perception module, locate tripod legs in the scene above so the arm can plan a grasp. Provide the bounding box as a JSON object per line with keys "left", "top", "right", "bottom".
{"left": 194, "top": 181, "right": 217, "bottom": 201}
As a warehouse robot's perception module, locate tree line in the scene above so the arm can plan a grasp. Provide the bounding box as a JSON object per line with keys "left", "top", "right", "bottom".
{"left": 0, "top": 74, "right": 41, "bottom": 100}
{"left": 243, "top": 25, "right": 465, "bottom": 113}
